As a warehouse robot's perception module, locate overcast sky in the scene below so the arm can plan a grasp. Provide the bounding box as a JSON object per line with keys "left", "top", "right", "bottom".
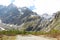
{"left": 0, "top": 0, "right": 60, "bottom": 15}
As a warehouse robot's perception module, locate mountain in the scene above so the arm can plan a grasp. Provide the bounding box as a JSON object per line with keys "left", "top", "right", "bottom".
{"left": 0, "top": 3, "right": 60, "bottom": 32}
{"left": 0, "top": 3, "right": 39, "bottom": 25}
{"left": 0, "top": 3, "right": 40, "bottom": 30}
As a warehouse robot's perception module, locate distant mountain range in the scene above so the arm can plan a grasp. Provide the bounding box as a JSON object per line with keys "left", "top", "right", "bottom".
{"left": 0, "top": 3, "right": 60, "bottom": 32}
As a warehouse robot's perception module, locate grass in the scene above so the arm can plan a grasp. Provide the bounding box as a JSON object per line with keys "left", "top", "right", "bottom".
{"left": 46, "top": 29, "right": 60, "bottom": 38}
{"left": 0, "top": 29, "right": 60, "bottom": 38}
{"left": 0, "top": 29, "right": 27, "bottom": 36}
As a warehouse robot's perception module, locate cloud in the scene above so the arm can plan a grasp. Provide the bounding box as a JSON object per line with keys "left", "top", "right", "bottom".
{"left": 33, "top": 0, "right": 60, "bottom": 15}
{"left": 0, "top": 0, "right": 11, "bottom": 6}
{"left": 13, "top": 0, "right": 34, "bottom": 7}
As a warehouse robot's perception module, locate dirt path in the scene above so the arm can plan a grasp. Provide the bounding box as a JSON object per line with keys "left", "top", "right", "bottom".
{"left": 16, "top": 35, "right": 57, "bottom": 40}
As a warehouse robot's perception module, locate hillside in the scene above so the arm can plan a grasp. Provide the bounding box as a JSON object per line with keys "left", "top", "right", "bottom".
{"left": 41, "top": 11, "right": 60, "bottom": 32}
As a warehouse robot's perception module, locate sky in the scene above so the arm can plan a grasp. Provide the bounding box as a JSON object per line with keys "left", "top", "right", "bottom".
{"left": 0, "top": 0, "right": 60, "bottom": 15}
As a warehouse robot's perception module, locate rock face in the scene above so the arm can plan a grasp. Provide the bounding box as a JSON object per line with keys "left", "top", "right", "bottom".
{"left": 41, "top": 12, "right": 60, "bottom": 32}
{"left": 0, "top": 3, "right": 60, "bottom": 32}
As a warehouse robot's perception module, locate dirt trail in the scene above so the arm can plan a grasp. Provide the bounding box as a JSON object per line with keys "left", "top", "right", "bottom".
{"left": 16, "top": 35, "right": 57, "bottom": 40}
